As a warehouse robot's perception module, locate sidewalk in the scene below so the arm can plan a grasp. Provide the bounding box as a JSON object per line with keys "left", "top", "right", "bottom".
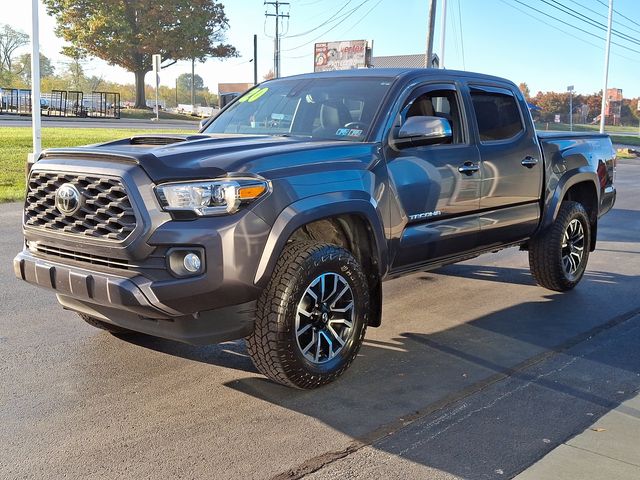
{"left": 515, "top": 391, "right": 640, "bottom": 480}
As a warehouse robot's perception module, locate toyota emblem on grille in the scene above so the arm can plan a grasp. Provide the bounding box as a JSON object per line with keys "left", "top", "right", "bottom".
{"left": 55, "top": 183, "right": 82, "bottom": 216}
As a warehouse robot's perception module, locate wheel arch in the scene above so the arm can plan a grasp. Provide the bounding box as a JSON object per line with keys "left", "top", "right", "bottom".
{"left": 539, "top": 171, "right": 599, "bottom": 251}
{"left": 254, "top": 193, "right": 387, "bottom": 327}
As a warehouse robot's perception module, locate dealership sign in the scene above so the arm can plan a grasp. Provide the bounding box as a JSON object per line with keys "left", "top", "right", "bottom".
{"left": 314, "top": 40, "right": 370, "bottom": 72}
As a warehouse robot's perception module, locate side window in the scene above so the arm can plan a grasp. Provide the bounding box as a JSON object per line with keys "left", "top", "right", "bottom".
{"left": 470, "top": 88, "right": 523, "bottom": 141}
{"left": 403, "top": 88, "right": 464, "bottom": 144}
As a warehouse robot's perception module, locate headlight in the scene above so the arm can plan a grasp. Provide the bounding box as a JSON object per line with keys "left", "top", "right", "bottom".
{"left": 155, "top": 176, "right": 270, "bottom": 216}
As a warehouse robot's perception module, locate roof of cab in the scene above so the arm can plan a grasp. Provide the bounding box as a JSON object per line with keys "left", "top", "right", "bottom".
{"left": 266, "top": 68, "right": 515, "bottom": 86}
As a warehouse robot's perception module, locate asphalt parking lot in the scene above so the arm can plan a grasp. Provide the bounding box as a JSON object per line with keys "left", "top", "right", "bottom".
{"left": 1, "top": 159, "right": 639, "bottom": 480}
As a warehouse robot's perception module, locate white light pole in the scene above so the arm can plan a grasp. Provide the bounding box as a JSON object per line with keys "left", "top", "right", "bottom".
{"left": 439, "top": 0, "right": 447, "bottom": 68}
{"left": 425, "top": 0, "right": 437, "bottom": 68}
{"left": 152, "top": 54, "right": 161, "bottom": 121}
{"left": 599, "top": 0, "right": 613, "bottom": 134}
{"left": 567, "top": 85, "right": 574, "bottom": 131}
{"left": 30, "top": 0, "right": 42, "bottom": 160}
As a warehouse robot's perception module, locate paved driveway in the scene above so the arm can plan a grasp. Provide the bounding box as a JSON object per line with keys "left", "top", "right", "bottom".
{"left": 1, "top": 160, "right": 639, "bottom": 479}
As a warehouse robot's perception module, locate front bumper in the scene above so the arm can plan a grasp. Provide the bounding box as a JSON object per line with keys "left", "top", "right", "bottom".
{"left": 16, "top": 157, "right": 274, "bottom": 344}
{"left": 14, "top": 249, "right": 257, "bottom": 344}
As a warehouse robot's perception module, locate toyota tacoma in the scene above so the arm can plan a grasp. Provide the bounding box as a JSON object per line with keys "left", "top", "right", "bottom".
{"left": 15, "top": 68, "right": 616, "bottom": 388}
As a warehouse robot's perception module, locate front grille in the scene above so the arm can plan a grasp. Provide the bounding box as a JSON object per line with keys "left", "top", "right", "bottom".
{"left": 24, "top": 172, "right": 137, "bottom": 241}
{"left": 27, "top": 241, "right": 131, "bottom": 270}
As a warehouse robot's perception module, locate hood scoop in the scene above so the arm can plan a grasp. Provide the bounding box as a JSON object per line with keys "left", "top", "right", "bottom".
{"left": 129, "top": 134, "right": 209, "bottom": 146}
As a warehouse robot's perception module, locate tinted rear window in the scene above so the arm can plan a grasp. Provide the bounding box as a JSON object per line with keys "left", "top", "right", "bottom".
{"left": 471, "top": 90, "right": 523, "bottom": 141}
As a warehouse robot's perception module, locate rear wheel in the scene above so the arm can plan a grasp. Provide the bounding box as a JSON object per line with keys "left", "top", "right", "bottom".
{"left": 529, "top": 201, "right": 591, "bottom": 291}
{"left": 79, "top": 313, "right": 135, "bottom": 335}
{"left": 246, "top": 241, "right": 369, "bottom": 389}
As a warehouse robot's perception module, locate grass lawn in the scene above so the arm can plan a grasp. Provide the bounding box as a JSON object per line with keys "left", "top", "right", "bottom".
{"left": 535, "top": 121, "right": 640, "bottom": 135}
{"left": 120, "top": 108, "right": 199, "bottom": 122}
{"left": 611, "top": 135, "right": 640, "bottom": 146}
{"left": 0, "top": 126, "right": 193, "bottom": 203}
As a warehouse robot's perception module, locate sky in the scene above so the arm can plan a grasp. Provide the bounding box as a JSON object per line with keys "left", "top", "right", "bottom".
{"left": 3, "top": 0, "right": 640, "bottom": 98}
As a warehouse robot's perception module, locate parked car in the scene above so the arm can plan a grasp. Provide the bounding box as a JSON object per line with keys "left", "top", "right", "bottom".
{"left": 15, "top": 69, "right": 616, "bottom": 388}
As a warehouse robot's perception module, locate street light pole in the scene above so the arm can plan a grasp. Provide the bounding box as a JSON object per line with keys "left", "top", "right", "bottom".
{"left": 30, "top": 0, "right": 41, "bottom": 159}
{"left": 599, "top": 0, "right": 613, "bottom": 134}
{"left": 439, "top": 0, "right": 447, "bottom": 68}
{"left": 567, "top": 85, "right": 574, "bottom": 131}
{"left": 425, "top": 0, "right": 437, "bottom": 68}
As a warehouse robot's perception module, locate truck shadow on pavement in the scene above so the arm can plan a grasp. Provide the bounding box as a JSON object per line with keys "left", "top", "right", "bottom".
{"left": 217, "top": 266, "right": 640, "bottom": 479}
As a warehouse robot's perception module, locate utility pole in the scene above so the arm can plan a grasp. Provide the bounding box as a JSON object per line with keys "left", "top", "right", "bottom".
{"left": 567, "top": 85, "right": 574, "bottom": 131}
{"left": 600, "top": 0, "right": 613, "bottom": 134}
{"left": 265, "top": 1, "right": 289, "bottom": 78}
{"left": 439, "top": 0, "right": 447, "bottom": 68}
{"left": 175, "top": 77, "right": 178, "bottom": 107}
{"left": 254, "top": 34, "right": 258, "bottom": 85}
{"left": 425, "top": 0, "right": 437, "bottom": 68}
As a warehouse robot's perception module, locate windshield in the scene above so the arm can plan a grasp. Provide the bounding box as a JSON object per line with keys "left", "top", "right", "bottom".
{"left": 204, "top": 77, "right": 393, "bottom": 142}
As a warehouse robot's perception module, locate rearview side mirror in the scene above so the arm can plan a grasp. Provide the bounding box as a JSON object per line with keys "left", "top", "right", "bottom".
{"left": 391, "top": 116, "right": 452, "bottom": 148}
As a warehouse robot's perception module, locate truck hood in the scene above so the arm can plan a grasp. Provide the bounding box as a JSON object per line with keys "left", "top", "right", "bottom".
{"left": 40, "top": 133, "right": 377, "bottom": 183}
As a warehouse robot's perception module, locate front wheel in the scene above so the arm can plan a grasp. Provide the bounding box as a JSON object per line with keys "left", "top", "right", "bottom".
{"left": 246, "top": 241, "right": 370, "bottom": 389}
{"left": 529, "top": 201, "right": 591, "bottom": 291}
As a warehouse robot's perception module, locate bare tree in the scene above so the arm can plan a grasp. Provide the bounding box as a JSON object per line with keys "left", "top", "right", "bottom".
{"left": 0, "top": 24, "right": 29, "bottom": 72}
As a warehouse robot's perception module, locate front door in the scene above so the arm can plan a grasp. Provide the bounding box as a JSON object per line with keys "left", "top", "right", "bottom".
{"left": 386, "top": 83, "right": 482, "bottom": 270}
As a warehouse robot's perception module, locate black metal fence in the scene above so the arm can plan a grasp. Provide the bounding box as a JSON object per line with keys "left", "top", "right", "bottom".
{"left": 0, "top": 88, "right": 120, "bottom": 119}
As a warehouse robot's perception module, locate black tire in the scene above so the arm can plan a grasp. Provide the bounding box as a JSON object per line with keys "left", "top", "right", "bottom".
{"left": 79, "top": 313, "right": 135, "bottom": 335}
{"left": 529, "top": 200, "right": 591, "bottom": 291}
{"left": 246, "top": 241, "right": 370, "bottom": 389}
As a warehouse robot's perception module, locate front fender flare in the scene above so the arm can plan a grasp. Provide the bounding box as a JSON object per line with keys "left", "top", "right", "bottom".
{"left": 254, "top": 191, "right": 388, "bottom": 287}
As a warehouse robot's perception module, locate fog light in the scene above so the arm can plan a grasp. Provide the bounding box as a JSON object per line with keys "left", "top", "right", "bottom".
{"left": 167, "top": 247, "right": 205, "bottom": 277}
{"left": 183, "top": 253, "right": 202, "bottom": 273}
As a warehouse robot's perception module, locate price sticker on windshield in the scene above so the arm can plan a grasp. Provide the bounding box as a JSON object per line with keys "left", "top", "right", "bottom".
{"left": 239, "top": 87, "right": 269, "bottom": 103}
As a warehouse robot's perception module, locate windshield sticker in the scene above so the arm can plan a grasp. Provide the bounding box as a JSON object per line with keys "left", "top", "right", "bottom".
{"left": 238, "top": 87, "right": 269, "bottom": 103}
{"left": 347, "top": 129, "right": 363, "bottom": 137}
{"left": 336, "top": 128, "right": 350, "bottom": 136}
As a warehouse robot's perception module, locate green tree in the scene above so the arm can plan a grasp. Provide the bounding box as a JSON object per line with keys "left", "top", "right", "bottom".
{"left": 43, "top": 0, "right": 237, "bottom": 108}
{"left": 533, "top": 91, "right": 570, "bottom": 122}
{"left": 14, "top": 53, "right": 56, "bottom": 85}
{"left": 0, "top": 24, "right": 29, "bottom": 72}
{"left": 518, "top": 82, "right": 531, "bottom": 101}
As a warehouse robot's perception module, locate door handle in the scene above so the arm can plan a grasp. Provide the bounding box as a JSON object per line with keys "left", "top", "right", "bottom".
{"left": 458, "top": 162, "right": 480, "bottom": 175}
{"left": 521, "top": 156, "right": 539, "bottom": 168}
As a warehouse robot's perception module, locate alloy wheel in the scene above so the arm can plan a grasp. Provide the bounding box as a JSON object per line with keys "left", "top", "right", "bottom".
{"left": 295, "top": 272, "right": 355, "bottom": 364}
{"left": 561, "top": 218, "right": 585, "bottom": 277}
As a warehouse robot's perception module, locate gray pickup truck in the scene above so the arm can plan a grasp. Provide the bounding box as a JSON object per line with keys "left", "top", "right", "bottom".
{"left": 15, "top": 68, "right": 616, "bottom": 388}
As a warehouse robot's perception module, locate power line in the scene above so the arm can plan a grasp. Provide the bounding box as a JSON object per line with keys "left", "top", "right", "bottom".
{"left": 509, "top": 0, "right": 640, "bottom": 55}
{"left": 345, "top": 0, "right": 385, "bottom": 31}
{"left": 285, "top": 1, "right": 353, "bottom": 38}
{"left": 500, "top": 0, "right": 640, "bottom": 63}
{"left": 594, "top": 0, "right": 640, "bottom": 30}
{"left": 282, "top": 0, "right": 372, "bottom": 52}
{"left": 457, "top": 0, "right": 466, "bottom": 70}
{"left": 538, "top": 0, "right": 640, "bottom": 48}
{"left": 283, "top": 0, "right": 384, "bottom": 60}
{"left": 565, "top": 0, "right": 640, "bottom": 36}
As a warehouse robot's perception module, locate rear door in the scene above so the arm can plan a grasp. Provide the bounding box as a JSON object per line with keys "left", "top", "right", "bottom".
{"left": 386, "top": 82, "right": 482, "bottom": 269}
{"left": 468, "top": 84, "right": 543, "bottom": 247}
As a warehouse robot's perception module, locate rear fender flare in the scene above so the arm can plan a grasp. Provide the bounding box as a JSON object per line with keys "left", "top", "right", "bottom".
{"left": 539, "top": 169, "right": 599, "bottom": 232}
